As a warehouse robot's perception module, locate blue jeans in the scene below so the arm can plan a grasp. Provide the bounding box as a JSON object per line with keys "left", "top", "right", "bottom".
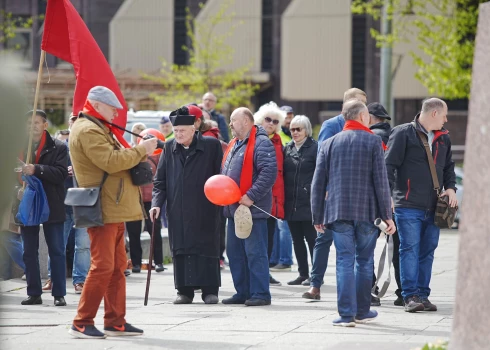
{"left": 227, "top": 218, "right": 270, "bottom": 301}
{"left": 22, "top": 222, "right": 66, "bottom": 297}
{"left": 270, "top": 220, "right": 293, "bottom": 266}
{"left": 331, "top": 220, "right": 378, "bottom": 318}
{"left": 395, "top": 208, "right": 440, "bottom": 299}
{"left": 48, "top": 210, "right": 91, "bottom": 285}
{"left": 0, "top": 231, "right": 25, "bottom": 279}
{"left": 310, "top": 229, "right": 333, "bottom": 288}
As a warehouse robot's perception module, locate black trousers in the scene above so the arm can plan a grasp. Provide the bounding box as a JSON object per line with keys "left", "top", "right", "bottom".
{"left": 178, "top": 286, "right": 219, "bottom": 301}
{"left": 126, "top": 202, "right": 163, "bottom": 266}
{"left": 267, "top": 217, "right": 276, "bottom": 261}
{"left": 288, "top": 221, "right": 317, "bottom": 277}
{"left": 219, "top": 214, "right": 226, "bottom": 261}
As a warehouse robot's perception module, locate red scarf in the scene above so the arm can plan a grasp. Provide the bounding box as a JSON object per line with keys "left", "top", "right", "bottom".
{"left": 222, "top": 126, "right": 257, "bottom": 195}
{"left": 343, "top": 120, "right": 388, "bottom": 151}
{"left": 82, "top": 100, "right": 131, "bottom": 148}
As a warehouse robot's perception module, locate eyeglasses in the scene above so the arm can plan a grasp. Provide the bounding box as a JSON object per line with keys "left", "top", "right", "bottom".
{"left": 290, "top": 127, "right": 303, "bottom": 133}
{"left": 265, "top": 117, "right": 280, "bottom": 125}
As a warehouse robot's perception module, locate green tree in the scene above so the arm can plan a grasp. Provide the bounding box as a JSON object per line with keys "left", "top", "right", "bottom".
{"left": 352, "top": 0, "right": 484, "bottom": 99}
{"left": 144, "top": 0, "right": 259, "bottom": 111}
{"left": 0, "top": 11, "right": 34, "bottom": 49}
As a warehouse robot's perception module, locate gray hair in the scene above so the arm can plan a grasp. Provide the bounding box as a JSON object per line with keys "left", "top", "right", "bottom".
{"left": 422, "top": 98, "right": 446, "bottom": 114}
{"left": 290, "top": 115, "right": 313, "bottom": 137}
{"left": 342, "top": 100, "right": 367, "bottom": 121}
{"left": 254, "top": 101, "right": 286, "bottom": 133}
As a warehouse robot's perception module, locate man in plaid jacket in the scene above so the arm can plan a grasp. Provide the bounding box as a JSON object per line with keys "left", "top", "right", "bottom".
{"left": 311, "top": 99, "right": 396, "bottom": 327}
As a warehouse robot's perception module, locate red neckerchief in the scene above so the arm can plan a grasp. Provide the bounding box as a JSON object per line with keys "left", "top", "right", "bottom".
{"left": 222, "top": 126, "right": 257, "bottom": 195}
{"left": 82, "top": 100, "right": 131, "bottom": 148}
{"left": 343, "top": 120, "right": 388, "bottom": 151}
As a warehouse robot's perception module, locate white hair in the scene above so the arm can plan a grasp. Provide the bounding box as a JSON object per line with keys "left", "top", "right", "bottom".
{"left": 290, "top": 115, "right": 313, "bottom": 137}
{"left": 253, "top": 101, "right": 286, "bottom": 133}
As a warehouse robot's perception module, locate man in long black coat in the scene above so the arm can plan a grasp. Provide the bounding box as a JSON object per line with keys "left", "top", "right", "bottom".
{"left": 150, "top": 105, "right": 223, "bottom": 304}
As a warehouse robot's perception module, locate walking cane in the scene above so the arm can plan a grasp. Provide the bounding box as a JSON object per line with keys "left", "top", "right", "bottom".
{"left": 144, "top": 212, "right": 156, "bottom": 306}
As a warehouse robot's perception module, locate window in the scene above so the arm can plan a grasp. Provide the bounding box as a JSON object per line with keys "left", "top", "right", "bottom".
{"left": 4, "top": 28, "right": 32, "bottom": 63}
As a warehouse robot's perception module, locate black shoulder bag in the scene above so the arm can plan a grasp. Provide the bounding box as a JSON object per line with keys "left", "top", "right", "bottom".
{"left": 64, "top": 173, "right": 108, "bottom": 228}
{"left": 416, "top": 130, "right": 458, "bottom": 228}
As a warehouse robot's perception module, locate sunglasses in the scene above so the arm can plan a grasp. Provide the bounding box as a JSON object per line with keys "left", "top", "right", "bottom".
{"left": 290, "top": 127, "right": 303, "bottom": 133}
{"left": 265, "top": 117, "right": 280, "bottom": 125}
{"left": 59, "top": 129, "right": 70, "bottom": 135}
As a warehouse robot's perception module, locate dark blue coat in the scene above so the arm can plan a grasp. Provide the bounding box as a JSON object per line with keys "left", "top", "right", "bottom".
{"left": 221, "top": 126, "right": 277, "bottom": 219}
{"left": 318, "top": 114, "right": 345, "bottom": 144}
{"left": 311, "top": 129, "right": 392, "bottom": 225}
{"left": 210, "top": 110, "right": 230, "bottom": 143}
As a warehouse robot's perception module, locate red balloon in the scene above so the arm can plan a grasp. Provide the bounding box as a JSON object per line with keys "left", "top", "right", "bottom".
{"left": 204, "top": 175, "right": 241, "bottom": 206}
{"left": 138, "top": 128, "right": 165, "bottom": 155}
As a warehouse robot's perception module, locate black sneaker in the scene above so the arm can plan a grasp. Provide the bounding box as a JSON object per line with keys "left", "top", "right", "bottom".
{"left": 404, "top": 296, "right": 425, "bottom": 313}
{"left": 420, "top": 298, "right": 437, "bottom": 311}
{"left": 104, "top": 323, "right": 144, "bottom": 337}
{"left": 124, "top": 269, "right": 131, "bottom": 276}
{"left": 222, "top": 297, "right": 246, "bottom": 305}
{"left": 69, "top": 324, "right": 107, "bottom": 339}
{"left": 132, "top": 265, "right": 141, "bottom": 273}
{"left": 371, "top": 295, "right": 381, "bottom": 307}
{"left": 245, "top": 298, "right": 271, "bottom": 306}
{"left": 270, "top": 264, "right": 291, "bottom": 272}
{"left": 269, "top": 275, "right": 282, "bottom": 286}
{"left": 155, "top": 264, "right": 166, "bottom": 273}
{"left": 394, "top": 296, "right": 404, "bottom": 306}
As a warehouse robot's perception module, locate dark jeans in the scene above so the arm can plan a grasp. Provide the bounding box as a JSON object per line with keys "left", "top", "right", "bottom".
{"left": 266, "top": 217, "right": 276, "bottom": 261}
{"left": 330, "top": 220, "right": 377, "bottom": 318}
{"left": 22, "top": 222, "right": 66, "bottom": 297}
{"left": 395, "top": 208, "right": 440, "bottom": 299}
{"left": 227, "top": 218, "right": 270, "bottom": 301}
{"left": 178, "top": 286, "right": 219, "bottom": 301}
{"left": 0, "top": 231, "right": 25, "bottom": 279}
{"left": 126, "top": 202, "right": 163, "bottom": 266}
{"left": 288, "top": 221, "right": 317, "bottom": 277}
{"left": 310, "top": 229, "right": 334, "bottom": 288}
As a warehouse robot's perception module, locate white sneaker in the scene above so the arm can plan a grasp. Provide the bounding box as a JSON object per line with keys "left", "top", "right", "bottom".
{"left": 21, "top": 274, "right": 26, "bottom": 281}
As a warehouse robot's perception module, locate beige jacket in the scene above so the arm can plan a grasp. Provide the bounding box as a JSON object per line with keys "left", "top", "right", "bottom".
{"left": 69, "top": 114, "right": 147, "bottom": 224}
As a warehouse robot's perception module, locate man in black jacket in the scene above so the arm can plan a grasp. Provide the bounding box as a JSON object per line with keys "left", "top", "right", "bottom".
{"left": 385, "top": 98, "right": 457, "bottom": 313}
{"left": 367, "top": 102, "right": 404, "bottom": 307}
{"left": 20, "top": 110, "right": 69, "bottom": 306}
{"left": 150, "top": 105, "right": 223, "bottom": 305}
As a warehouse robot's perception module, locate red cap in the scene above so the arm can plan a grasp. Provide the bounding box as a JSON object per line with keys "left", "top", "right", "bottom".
{"left": 187, "top": 105, "right": 203, "bottom": 120}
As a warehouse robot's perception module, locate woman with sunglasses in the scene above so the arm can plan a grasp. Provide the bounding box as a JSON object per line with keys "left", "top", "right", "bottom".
{"left": 283, "top": 115, "right": 318, "bottom": 285}
{"left": 254, "top": 102, "right": 286, "bottom": 286}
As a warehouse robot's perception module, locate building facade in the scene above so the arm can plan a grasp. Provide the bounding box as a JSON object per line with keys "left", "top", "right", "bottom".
{"left": 2, "top": 0, "right": 467, "bottom": 160}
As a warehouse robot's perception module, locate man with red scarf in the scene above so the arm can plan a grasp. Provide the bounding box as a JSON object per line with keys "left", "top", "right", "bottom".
{"left": 68, "top": 86, "right": 157, "bottom": 339}
{"left": 221, "top": 107, "right": 277, "bottom": 307}
{"left": 20, "top": 110, "right": 68, "bottom": 307}
{"left": 311, "top": 99, "right": 396, "bottom": 327}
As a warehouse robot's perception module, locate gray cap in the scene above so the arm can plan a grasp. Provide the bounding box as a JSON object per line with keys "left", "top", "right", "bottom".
{"left": 87, "top": 86, "right": 123, "bottom": 109}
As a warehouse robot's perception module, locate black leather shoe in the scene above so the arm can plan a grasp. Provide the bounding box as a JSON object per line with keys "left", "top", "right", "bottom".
{"left": 132, "top": 265, "right": 141, "bottom": 273}
{"left": 173, "top": 295, "right": 193, "bottom": 304}
{"left": 222, "top": 297, "right": 246, "bottom": 305}
{"left": 54, "top": 296, "right": 67, "bottom": 306}
{"left": 245, "top": 298, "right": 271, "bottom": 306}
{"left": 394, "top": 296, "right": 404, "bottom": 306}
{"left": 287, "top": 276, "right": 308, "bottom": 286}
{"left": 21, "top": 296, "right": 42, "bottom": 305}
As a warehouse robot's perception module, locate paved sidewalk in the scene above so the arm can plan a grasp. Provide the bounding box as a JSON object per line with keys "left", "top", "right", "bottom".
{"left": 0, "top": 230, "right": 458, "bottom": 349}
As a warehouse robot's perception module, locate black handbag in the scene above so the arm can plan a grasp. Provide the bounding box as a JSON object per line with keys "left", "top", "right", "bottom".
{"left": 130, "top": 161, "right": 153, "bottom": 186}
{"left": 64, "top": 173, "right": 108, "bottom": 228}
{"left": 416, "top": 130, "right": 458, "bottom": 228}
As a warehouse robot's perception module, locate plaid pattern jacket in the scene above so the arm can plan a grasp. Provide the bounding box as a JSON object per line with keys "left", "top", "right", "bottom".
{"left": 311, "top": 129, "right": 392, "bottom": 225}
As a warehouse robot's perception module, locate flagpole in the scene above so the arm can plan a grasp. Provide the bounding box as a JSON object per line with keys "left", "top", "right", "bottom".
{"left": 25, "top": 50, "right": 46, "bottom": 172}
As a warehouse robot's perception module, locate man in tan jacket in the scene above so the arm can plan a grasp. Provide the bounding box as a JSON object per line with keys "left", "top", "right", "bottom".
{"left": 68, "top": 86, "right": 157, "bottom": 339}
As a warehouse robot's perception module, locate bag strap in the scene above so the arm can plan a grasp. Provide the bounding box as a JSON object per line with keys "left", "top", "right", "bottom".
{"left": 72, "top": 171, "right": 108, "bottom": 190}
{"left": 372, "top": 234, "right": 393, "bottom": 298}
{"left": 415, "top": 129, "right": 440, "bottom": 194}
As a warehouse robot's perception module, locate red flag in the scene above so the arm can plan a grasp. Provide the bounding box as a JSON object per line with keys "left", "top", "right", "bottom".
{"left": 41, "top": 0, "right": 130, "bottom": 147}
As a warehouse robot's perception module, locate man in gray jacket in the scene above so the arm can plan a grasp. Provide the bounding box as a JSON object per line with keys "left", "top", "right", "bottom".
{"left": 221, "top": 107, "right": 277, "bottom": 306}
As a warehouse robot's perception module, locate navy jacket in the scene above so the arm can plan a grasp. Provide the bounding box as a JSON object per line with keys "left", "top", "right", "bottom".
{"left": 370, "top": 122, "right": 391, "bottom": 145}
{"left": 385, "top": 115, "right": 456, "bottom": 211}
{"left": 221, "top": 126, "right": 277, "bottom": 219}
{"left": 311, "top": 129, "right": 392, "bottom": 225}
{"left": 318, "top": 114, "right": 345, "bottom": 144}
{"left": 210, "top": 110, "right": 230, "bottom": 143}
